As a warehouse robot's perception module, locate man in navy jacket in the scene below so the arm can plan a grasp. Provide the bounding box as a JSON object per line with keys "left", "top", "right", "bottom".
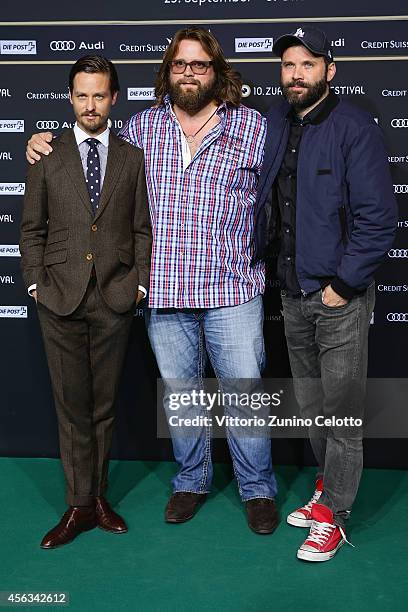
{"left": 253, "top": 26, "right": 397, "bottom": 561}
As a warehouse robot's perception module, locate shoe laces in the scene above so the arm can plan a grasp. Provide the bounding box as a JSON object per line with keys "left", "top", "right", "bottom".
{"left": 339, "top": 525, "right": 355, "bottom": 548}
{"left": 307, "top": 520, "right": 336, "bottom": 546}
{"left": 303, "top": 488, "right": 322, "bottom": 512}
{"left": 308, "top": 520, "right": 355, "bottom": 548}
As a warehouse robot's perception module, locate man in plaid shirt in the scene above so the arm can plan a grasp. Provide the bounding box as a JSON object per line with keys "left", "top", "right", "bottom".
{"left": 26, "top": 28, "right": 278, "bottom": 534}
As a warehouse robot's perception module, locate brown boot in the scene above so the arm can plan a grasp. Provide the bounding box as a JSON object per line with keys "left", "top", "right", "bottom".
{"left": 245, "top": 498, "right": 279, "bottom": 534}
{"left": 165, "top": 492, "right": 207, "bottom": 523}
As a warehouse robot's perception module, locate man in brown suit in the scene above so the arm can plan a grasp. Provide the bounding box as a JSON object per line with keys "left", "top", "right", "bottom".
{"left": 20, "top": 55, "right": 151, "bottom": 549}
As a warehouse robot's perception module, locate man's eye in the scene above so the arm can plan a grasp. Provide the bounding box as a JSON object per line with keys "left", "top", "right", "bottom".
{"left": 174, "top": 60, "right": 185, "bottom": 66}
{"left": 193, "top": 62, "right": 205, "bottom": 69}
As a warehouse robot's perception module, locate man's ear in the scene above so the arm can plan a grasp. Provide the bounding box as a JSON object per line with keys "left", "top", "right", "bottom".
{"left": 327, "top": 62, "right": 336, "bottom": 83}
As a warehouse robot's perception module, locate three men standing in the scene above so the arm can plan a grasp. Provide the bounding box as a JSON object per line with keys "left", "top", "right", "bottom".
{"left": 24, "top": 25, "right": 397, "bottom": 561}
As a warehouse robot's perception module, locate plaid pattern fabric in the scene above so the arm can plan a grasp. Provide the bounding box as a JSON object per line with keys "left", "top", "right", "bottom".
{"left": 119, "top": 95, "right": 266, "bottom": 308}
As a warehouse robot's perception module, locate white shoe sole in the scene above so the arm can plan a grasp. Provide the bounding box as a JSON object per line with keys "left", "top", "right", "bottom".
{"left": 297, "top": 539, "right": 345, "bottom": 562}
{"left": 287, "top": 514, "right": 312, "bottom": 528}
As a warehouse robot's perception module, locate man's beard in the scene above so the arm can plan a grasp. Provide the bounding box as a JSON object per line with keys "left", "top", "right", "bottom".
{"left": 79, "top": 113, "right": 105, "bottom": 133}
{"left": 281, "top": 74, "right": 328, "bottom": 112}
{"left": 168, "top": 77, "right": 218, "bottom": 114}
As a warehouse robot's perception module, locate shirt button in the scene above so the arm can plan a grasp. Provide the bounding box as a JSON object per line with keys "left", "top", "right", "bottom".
{"left": 91, "top": 224, "right": 97, "bottom": 232}
{"left": 286, "top": 256, "right": 291, "bottom": 261}
{"left": 285, "top": 228, "right": 290, "bottom": 233}
{"left": 291, "top": 148, "right": 296, "bottom": 153}
{"left": 285, "top": 201, "right": 290, "bottom": 207}
{"left": 86, "top": 253, "right": 93, "bottom": 261}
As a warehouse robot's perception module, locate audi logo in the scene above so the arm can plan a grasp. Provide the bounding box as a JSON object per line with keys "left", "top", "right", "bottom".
{"left": 394, "top": 185, "right": 408, "bottom": 194}
{"left": 387, "top": 313, "right": 408, "bottom": 322}
{"left": 50, "top": 41, "right": 76, "bottom": 51}
{"left": 391, "top": 119, "right": 408, "bottom": 128}
{"left": 36, "top": 120, "right": 59, "bottom": 130}
{"left": 388, "top": 249, "right": 408, "bottom": 258}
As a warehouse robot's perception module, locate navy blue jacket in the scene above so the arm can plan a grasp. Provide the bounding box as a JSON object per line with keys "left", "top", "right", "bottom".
{"left": 253, "top": 93, "right": 398, "bottom": 295}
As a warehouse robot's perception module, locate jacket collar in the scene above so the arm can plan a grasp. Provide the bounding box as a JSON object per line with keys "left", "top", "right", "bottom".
{"left": 73, "top": 121, "right": 110, "bottom": 147}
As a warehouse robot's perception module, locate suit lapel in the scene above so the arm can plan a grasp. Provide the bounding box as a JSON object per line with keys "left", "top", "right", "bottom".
{"left": 94, "top": 132, "right": 127, "bottom": 220}
{"left": 58, "top": 130, "right": 93, "bottom": 216}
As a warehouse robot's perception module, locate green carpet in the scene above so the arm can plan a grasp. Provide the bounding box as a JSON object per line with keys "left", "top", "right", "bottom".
{"left": 1, "top": 458, "right": 407, "bottom": 612}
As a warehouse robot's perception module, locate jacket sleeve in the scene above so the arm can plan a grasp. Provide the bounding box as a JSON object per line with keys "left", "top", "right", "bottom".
{"left": 334, "top": 122, "right": 398, "bottom": 293}
{"left": 19, "top": 159, "right": 48, "bottom": 289}
{"left": 133, "top": 150, "right": 152, "bottom": 292}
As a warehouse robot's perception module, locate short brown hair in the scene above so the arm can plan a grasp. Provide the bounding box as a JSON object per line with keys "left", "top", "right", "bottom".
{"left": 69, "top": 55, "right": 120, "bottom": 96}
{"left": 155, "top": 27, "right": 242, "bottom": 107}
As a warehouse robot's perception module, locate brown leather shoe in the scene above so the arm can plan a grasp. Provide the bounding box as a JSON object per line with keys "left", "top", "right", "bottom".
{"left": 95, "top": 496, "right": 128, "bottom": 534}
{"left": 165, "top": 492, "right": 207, "bottom": 523}
{"left": 40, "top": 506, "right": 96, "bottom": 549}
{"left": 245, "top": 498, "right": 279, "bottom": 534}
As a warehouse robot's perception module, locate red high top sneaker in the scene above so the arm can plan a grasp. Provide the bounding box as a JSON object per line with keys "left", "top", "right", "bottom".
{"left": 297, "top": 503, "right": 352, "bottom": 562}
{"left": 287, "top": 478, "right": 323, "bottom": 528}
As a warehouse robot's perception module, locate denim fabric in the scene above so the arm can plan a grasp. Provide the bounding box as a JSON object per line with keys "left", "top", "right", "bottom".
{"left": 146, "top": 296, "right": 278, "bottom": 501}
{"left": 281, "top": 284, "right": 375, "bottom": 527}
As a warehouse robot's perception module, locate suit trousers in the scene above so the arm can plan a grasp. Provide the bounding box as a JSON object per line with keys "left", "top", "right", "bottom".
{"left": 37, "top": 276, "right": 134, "bottom": 506}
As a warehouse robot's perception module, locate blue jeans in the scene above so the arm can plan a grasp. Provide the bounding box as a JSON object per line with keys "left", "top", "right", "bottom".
{"left": 147, "top": 296, "right": 277, "bottom": 501}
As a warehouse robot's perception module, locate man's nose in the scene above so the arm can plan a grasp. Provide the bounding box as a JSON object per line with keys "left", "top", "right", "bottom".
{"left": 293, "top": 65, "right": 304, "bottom": 81}
{"left": 86, "top": 97, "right": 96, "bottom": 110}
{"left": 184, "top": 63, "right": 194, "bottom": 76}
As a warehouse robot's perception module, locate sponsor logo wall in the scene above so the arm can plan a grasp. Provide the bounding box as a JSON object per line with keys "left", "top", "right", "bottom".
{"left": 0, "top": 23, "right": 407, "bottom": 327}
{"left": 0, "top": 22, "right": 407, "bottom": 319}
{"left": 0, "top": 2, "right": 407, "bottom": 463}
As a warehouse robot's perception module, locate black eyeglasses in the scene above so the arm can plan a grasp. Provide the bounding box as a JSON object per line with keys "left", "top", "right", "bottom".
{"left": 170, "top": 60, "right": 213, "bottom": 75}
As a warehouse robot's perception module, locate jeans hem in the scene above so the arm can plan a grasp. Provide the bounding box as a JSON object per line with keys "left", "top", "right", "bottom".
{"left": 242, "top": 495, "right": 275, "bottom": 503}
{"left": 173, "top": 489, "right": 210, "bottom": 495}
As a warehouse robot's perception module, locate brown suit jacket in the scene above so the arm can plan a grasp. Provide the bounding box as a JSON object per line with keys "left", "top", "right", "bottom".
{"left": 20, "top": 129, "right": 151, "bottom": 315}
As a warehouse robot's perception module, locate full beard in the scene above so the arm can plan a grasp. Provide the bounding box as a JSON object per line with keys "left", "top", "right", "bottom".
{"left": 168, "top": 78, "right": 218, "bottom": 114}
{"left": 281, "top": 74, "right": 328, "bottom": 112}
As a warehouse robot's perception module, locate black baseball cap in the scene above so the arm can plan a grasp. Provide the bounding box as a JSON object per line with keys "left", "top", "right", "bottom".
{"left": 273, "top": 26, "right": 333, "bottom": 61}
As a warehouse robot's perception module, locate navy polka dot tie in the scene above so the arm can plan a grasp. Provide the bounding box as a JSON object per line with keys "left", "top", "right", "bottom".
{"left": 85, "top": 138, "right": 101, "bottom": 215}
